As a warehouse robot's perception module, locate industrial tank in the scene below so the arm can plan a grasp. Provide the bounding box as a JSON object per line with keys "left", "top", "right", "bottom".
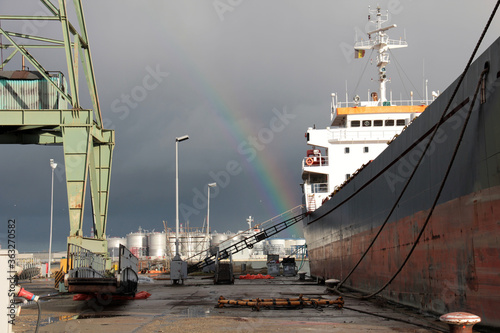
{"left": 126, "top": 231, "right": 147, "bottom": 257}
{"left": 210, "top": 233, "right": 229, "bottom": 248}
{"left": 107, "top": 237, "right": 126, "bottom": 258}
{"left": 180, "top": 231, "right": 209, "bottom": 261}
{"left": 191, "top": 232, "right": 210, "bottom": 260}
{"left": 147, "top": 232, "right": 167, "bottom": 258}
{"left": 252, "top": 239, "right": 266, "bottom": 256}
{"left": 268, "top": 239, "right": 286, "bottom": 255}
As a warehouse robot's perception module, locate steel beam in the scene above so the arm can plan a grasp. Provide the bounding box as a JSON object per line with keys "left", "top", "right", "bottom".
{"left": 0, "top": 0, "right": 115, "bottom": 280}
{"left": 58, "top": 0, "right": 79, "bottom": 108}
{"left": 89, "top": 142, "right": 114, "bottom": 239}
{"left": 62, "top": 125, "right": 91, "bottom": 236}
{"left": 73, "top": 0, "right": 103, "bottom": 127}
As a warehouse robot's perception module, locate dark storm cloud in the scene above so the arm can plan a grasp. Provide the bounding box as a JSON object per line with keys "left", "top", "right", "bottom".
{"left": 1, "top": 0, "right": 499, "bottom": 251}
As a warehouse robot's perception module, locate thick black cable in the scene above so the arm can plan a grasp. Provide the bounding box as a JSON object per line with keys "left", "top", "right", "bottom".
{"left": 35, "top": 299, "right": 41, "bottom": 333}
{"left": 331, "top": 0, "right": 499, "bottom": 295}
{"left": 362, "top": 67, "right": 488, "bottom": 299}
{"left": 342, "top": 305, "right": 448, "bottom": 332}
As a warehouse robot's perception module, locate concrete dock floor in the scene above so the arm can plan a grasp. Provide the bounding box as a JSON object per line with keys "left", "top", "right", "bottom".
{"left": 11, "top": 276, "right": 458, "bottom": 332}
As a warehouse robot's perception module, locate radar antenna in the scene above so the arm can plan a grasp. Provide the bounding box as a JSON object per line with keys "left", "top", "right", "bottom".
{"left": 354, "top": 6, "right": 408, "bottom": 105}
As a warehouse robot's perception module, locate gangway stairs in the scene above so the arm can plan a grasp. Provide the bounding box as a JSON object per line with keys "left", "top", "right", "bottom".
{"left": 188, "top": 212, "right": 307, "bottom": 273}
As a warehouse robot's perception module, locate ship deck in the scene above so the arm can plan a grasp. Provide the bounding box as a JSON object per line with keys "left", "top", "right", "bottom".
{"left": 10, "top": 275, "right": 471, "bottom": 332}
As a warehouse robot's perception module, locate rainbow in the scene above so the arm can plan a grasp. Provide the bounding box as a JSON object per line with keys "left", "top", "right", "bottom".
{"left": 162, "top": 28, "right": 303, "bottom": 237}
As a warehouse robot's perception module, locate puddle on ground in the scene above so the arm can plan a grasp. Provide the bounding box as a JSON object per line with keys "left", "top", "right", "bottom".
{"left": 40, "top": 314, "right": 124, "bottom": 327}
{"left": 185, "top": 306, "right": 212, "bottom": 318}
{"left": 40, "top": 315, "right": 78, "bottom": 327}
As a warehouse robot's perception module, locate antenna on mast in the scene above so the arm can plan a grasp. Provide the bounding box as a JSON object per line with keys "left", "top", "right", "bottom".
{"left": 354, "top": 6, "right": 408, "bottom": 106}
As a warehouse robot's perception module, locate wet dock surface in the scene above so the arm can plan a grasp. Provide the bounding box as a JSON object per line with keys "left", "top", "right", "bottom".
{"left": 11, "top": 276, "right": 466, "bottom": 332}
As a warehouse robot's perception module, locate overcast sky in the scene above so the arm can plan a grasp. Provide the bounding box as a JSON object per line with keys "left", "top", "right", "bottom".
{"left": 1, "top": 1, "right": 499, "bottom": 252}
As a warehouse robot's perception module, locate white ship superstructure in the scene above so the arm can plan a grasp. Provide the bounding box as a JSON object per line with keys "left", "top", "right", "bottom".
{"left": 302, "top": 6, "right": 429, "bottom": 213}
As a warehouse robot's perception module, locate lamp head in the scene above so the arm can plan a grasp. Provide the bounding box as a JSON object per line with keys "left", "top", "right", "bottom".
{"left": 176, "top": 135, "right": 189, "bottom": 142}
{"left": 50, "top": 159, "right": 57, "bottom": 170}
{"left": 208, "top": 182, "right": 217, "bottom": 187}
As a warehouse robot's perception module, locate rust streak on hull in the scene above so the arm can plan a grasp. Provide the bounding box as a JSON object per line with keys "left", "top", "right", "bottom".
{"left": 308, "top": 186, "right": 500, "bottom": 327}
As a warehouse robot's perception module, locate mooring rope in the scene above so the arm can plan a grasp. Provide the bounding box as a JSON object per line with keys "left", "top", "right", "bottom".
{"left": 332, "top": 0, "right": 499, "bottom": 297}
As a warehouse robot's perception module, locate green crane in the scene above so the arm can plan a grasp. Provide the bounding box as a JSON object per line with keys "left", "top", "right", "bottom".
{"left": 0, "top": 1, "right": 114, "bottom": 262}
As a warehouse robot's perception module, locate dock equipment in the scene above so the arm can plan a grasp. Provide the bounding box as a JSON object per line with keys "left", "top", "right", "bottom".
{"left": 266, "top": 254, "right": 280, "bottom": 276}
{"left": 214, "top": 250, "right": 234, "bottom": 284}
{"left": 65, "top": 244, "right": 138, "bottom": 294}
{"left": 281, "top": 257, "right": 296, "bottom": 277}
{"left": 0, "top": 1, "right": 136, "bottom": 293}
{"left": 188, "top": 212, "right": 307, "bottom": 273}
{"left": 216, "top": 295, "right": 344, "bottom": 311}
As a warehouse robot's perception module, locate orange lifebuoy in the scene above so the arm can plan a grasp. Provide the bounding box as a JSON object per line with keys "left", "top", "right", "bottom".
{"left": 306, "top": 157, "right": 314, "bottom": 166}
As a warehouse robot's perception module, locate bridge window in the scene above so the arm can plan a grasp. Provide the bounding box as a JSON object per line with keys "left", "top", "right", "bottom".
{"left": 374, "top": 120, "right": 383, "bottom": 126}
{"left": 396, "top": 119, "right": 406, "bottom": 126}
{"left": 364, "top": 147, "right": 369, "bottom": 153}
{"left": 351, "top": 120, "right": 360, "bottom": 127}
{"left": 362, "top": 120, "right": 372, "bottom": 127}
{"left": 345, "top": 147, "right": 350, "bottom": 154}
{"left": 385, "top": 119, "right": 394, "bottom": 126}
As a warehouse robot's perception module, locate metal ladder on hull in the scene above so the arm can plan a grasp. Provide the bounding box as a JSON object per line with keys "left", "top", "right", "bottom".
{"left": 307, "top": 194, "right": 316, "bottom": 212}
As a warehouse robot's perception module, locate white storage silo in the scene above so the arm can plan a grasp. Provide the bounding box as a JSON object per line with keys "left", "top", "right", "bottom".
{"left": 127, "top": 231, "right": 147, "bottom": 257}
{"left": 211, "top": 233, "right": 229, "bottom": 248}
{"left": 252, "top": 239, "right": 266, "bottom": 256}
{"left": 167, "top": 235, "right": 176, "bottom": 258}
{"left": 268, "top": 239, "right": 286, "bottom": 255}
{"left": 148, "top": 232, "right": 167, "bottom": 258}
{"left": 190, "top": 232, "right": 210, "bottom": 261}
{"left": 107, "top": 237, "right": 126, "bottom": 258}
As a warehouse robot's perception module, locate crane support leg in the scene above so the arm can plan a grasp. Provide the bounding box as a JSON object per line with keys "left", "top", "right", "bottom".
{"left": 89, "top": 141, "right": 114, "bottom": 240}
{"left": 62, "top": 124, "right": 91, "bottom": 238}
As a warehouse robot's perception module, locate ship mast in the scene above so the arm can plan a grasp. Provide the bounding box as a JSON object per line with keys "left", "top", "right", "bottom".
{"left": 354, "top": 6, "right": 407, "bottom": 105}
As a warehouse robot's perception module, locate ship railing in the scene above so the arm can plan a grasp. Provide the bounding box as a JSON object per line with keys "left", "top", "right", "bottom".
{"left": 302, "top": 156, "right": 329, "bottom": 167}
{"left": 335, "top": 99, "right": 428, "bottom": 109}
{"left": 330, "top": 129, "right": 400, "bottom": 141}
{"left": 311, "top": 183, "right": 328, "bottom": 193}
{"left": 354, "top": 39, "right": 408, "bottom": 48}
{"left": 16, "top": 257, "right": 41, "bottom": 270}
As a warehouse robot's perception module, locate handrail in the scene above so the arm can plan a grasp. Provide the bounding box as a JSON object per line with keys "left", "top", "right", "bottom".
{"left": 303, "top": 156, "right": 329, "bottom": 167}
{"left": 335, "top": 99, "right": 428, "bottom": 108}
{"left": 354, "top": 39, "right": 408, "bottom": 48}
{"left": 311, "top": 183, "right": 328, "bottom": 193}
{"left": 329, "top": 129, "right": 400, "bottom": 140}
{"left": 67, "top": 244, "right": 106, "bottom": 278}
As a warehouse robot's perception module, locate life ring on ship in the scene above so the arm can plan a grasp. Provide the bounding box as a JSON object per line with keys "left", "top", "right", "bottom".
{"left": 306, "top": 157, "right": 314, "bottom": 166}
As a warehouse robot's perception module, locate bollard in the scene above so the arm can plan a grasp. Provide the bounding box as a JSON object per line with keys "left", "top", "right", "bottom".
{"left": 439, "top": 312, "right": 481, "bottom": 333}
{"left": 325, "top": 279, "right": 340, "bottom": 288}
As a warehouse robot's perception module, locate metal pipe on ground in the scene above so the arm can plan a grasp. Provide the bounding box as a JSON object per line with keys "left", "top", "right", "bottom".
{"left": 216, "top": 295, "right": 344, "bottom": 311}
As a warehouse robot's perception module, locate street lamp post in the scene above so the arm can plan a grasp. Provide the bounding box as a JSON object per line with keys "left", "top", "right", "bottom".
{"left": 48, "top": 159, "right": 57, "bottom": 278}
{"left": 171, "top": 135, "right": 189, "bottom": 285}
{"left": 206, "top": 182, "right": 217, "bottom": 240}
{"left": 174, "top": 135, "right": 189, "bottom": 260}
